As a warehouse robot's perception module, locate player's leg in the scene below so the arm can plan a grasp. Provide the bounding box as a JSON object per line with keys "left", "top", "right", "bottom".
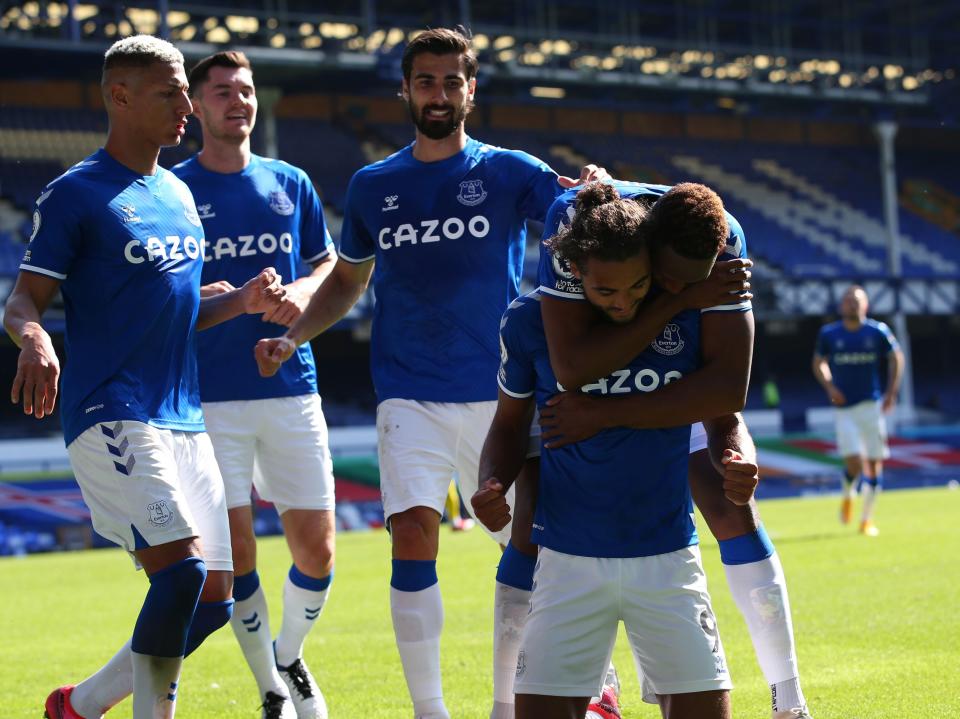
{"left": 490, "top": 458, "right": 539, "bottom": 719}
{"left": 378, "top": 399, "right": 460, "bottom": 719}
{"left": 273, "top": 509, "right": 335, "bottom": 719}
{"left": 687, "top": 425, "right": 810, "bottom": 719}
{"left": 513, "top": 549, "right": 618, "bottom": 719}
{"left": 453, "top": 401, "right": 526, "bottom": 719}
{"left": 622, "top": 545, "right": 732, "bottom": 719}
{"left": 835, "top": 407, "right": 863, "bottom": 524}
{"left": 202, "top": 401, "right": 293, "bottom": 714}
{"left": 857, "top": 401, "right": 888, "bottom": 536}
{"left": 657, "top": 690, "right": 731, "bottom": 719}
{"left": 55, "top": 424, "right": 211, "bottom": 719}
{"left": 255, "top": 394, "right": 337, "bottom": 719}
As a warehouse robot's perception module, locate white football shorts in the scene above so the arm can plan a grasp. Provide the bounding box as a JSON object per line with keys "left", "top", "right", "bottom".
{"left": 202, "top": 394, "right": 335, "bottom": 514}
{"left": 68, "top": 421, "right": 232, "bottom": 570}
{"left": 514, "top": 545, "right": 731, "bottom": 702}
{"left": 835, "top": 399, "right": 889, "bottom": 460}
{"left": 376, "top": 398, "right": 514, "bottom": 545}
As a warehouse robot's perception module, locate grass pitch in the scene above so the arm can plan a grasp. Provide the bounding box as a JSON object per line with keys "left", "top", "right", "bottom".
{"left": 2, "top": 487, "right": 958, "bottom": 719}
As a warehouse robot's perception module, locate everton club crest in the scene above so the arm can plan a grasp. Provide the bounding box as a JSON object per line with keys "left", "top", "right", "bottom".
{"left": 457, "top": 179, "right": 488, "bottom": 206}
{"left": 269, "top": 189, "right": 295, "bottom": 216}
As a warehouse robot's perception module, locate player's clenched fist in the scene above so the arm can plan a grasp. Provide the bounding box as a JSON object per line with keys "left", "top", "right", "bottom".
{"left": 471, "top": 478, "right": 511, "bottom": 532}
{"left": 240, "top": 267, "right": 285, "bottom": 315}
{"left": 720, "top": 449, "right": 759, "bottom": 506}
{"left": 255, "top": 335, "right": 297, "bottom": 377}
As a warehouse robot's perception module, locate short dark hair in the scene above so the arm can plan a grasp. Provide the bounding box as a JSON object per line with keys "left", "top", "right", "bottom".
{"left": 401, "top": 27, "right": 478, "bottom": 82}
{"left": 646, "top": 183, "right": 729, "bottom": 260}
{"left": 101, "top": 35, "right": 183, "bottom": 85}
{"left": 544, "top": 183, "right": 649, "bottom": 270}
{"left": 188, "top": 50, "right": 252, "bottom": 96}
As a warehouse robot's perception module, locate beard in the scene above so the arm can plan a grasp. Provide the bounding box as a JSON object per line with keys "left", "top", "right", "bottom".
{"left": 407, "top": 97, "right": 467, "bottom": 140}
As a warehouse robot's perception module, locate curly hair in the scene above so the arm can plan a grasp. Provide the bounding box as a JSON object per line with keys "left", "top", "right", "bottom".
{"left": 544, "top": 183, "right": 649, "bottom": 271}
{"left": 646, "top": 183, "right": 728, "bottom": 260}
{"left": 102, "top": 35, "right": 183, "bottom": 76}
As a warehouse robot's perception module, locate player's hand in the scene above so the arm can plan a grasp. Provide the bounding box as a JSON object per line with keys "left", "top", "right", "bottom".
{"left": 827, "top": 385, "right": 846, "bottom": 406}
{"left": 241, "top": 267, "right": 285, "bottom": 315}
{"left": 255, "top": 336, "right": 297, "bottom": 377}
{"left": 557, "top": 164, "right": 611, "bottom": 188}
{"left": 720, "top": 449, "right": 759, "bottom": 505}
{"left": 199, "top": 280, "right": 236, "bottom": 298}
{"left": 539, "top": 392, "right": 607, "bottom": 448}
{"left": 11, "top": 327, "right": 60, "bottom": 419}
{"left": 678, "top": 258, "right": 753, "bottom": 310}
{"left": 470, "top": 478, "right": 511, "bottom": 532}
{"left": 260, "top": 282, "right": 312, "bottom": 327}
{"left": 882, "top": 392, "right": 896, "bottom": 413}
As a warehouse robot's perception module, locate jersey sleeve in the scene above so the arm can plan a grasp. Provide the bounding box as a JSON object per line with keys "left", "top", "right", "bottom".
{"left": 513, "top": 151, "right": 563, "bottom": 224}
{"left": 702, "top": 211, "right": 753, "bottom": 314}
{"left": 537, "top": 194, "right": 584, "bottom": 301}
{"left": 337, "top": 172, "right": 375, "bottom": 264}
{"left": 497, "top": 304, "right": 536, "bottom": 399}
{"left": 298, "top": 172, "right": 335, "bottom": 263}
{"left": 876, "top": 322, "right": 900, "bottom": 352}
{"left": 20, "top": 184, "right": 82, "bottom": 280}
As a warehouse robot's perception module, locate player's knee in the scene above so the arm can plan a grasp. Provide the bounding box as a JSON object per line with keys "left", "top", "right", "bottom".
{"left": 229, "top": 527, "right": 257, "bottom": 573}
{"left": 292, "top": 542, "right": 335, "bottom": 578}
{"left": 699, "top": 500, "right": 759, "bottom": 541}
{"left": 389, "top": 509, "right": 439, "bottom": 559}
{"left": 132, "top": 556, "right": 207, "bottom": 657}
{"left": 183, "top": 598, "right": 235, "bottom": 657}
{"left": 200, "top": 568, "right": 234, "bottom": 602}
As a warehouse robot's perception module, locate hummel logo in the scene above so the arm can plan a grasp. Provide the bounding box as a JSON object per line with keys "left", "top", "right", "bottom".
{"left": 197, "top": 203, "right": 216, "bottom": 219}
{"left": 382, "top": 195, "right": 399, "bottom": 212}
{"left": 119, "top": 204, "right": 142, "bottom": 224}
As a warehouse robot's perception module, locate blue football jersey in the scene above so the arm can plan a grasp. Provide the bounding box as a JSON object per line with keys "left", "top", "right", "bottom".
{"left": 20, "top": 149, "right": 206, "bottom": 445}
{"left": 498, "top": 291, "right": 700, "bottom": 558}
{"left": 172, "top": 154, "right": 334, "bottom": 402}
{"left": 815, "top": 319, "right": 898, "bottom": 405}
{"left": 539, "top": 180, "right": 751, "bottom": 314}
{"left": 338, "top": 137, "right": 563, "bottom": 403}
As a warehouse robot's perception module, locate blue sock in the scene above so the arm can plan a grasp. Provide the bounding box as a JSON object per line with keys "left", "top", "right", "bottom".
{"left": 718, "top": 526, "right": 776, "bottom": 566}
{"left": 496, "top": 541, "right": 537, "bottom": 591}
{"left": 289, "top": 563, "right": 333, "bottom": 591}
{"left": 863, "top": 474, "right": 881, "bottom": 490}
{"left": 184, "top": 599, "right": 235, "bottom": 657}
{"left": 132, "top": 557, "right": 206, "bottom": 657}
{"left": 233, "top": 570, "right": 261, "bottom": 601}
{"left": 390, "top": 559, "right": 437, "bottom": 592}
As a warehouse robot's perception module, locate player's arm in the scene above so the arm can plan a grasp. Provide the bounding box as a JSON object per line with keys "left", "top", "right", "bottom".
{"left": 260, "top": 252, "right": 338, "bottom": 328}
{"left": 472, "top": 391, "right": 535, "bottom": 533}
{"left": 811, "top": 349, "right": 845, "bottom": 406}
{"left": 255, "top": 258, "right": 373, "bottom": 377}
{"left": 196, "top": 266, "right": 285, "bottom": 331}
{"left": 4, "top": 271, "right": 62, "bottom": 419}
{"left": 883, "top": 345, "right": 905, "bottom": 412}
{"left": 702, "top": 412, "right": 760, "bottom": 506}
{"left": 543, "top": 259, "right": 752, "bottom": 389}
{"left": 540, "top": 309, "right": 754, "bottom": 446}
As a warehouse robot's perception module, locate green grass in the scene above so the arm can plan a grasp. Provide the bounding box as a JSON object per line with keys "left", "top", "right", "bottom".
{"left": 3, "top": 487, "right": 958, "bottom": 718}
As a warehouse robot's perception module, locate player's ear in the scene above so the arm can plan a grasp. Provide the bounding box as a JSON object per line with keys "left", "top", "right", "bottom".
{"left": 569, "top": 260, "right": 584, "bottom": 280}
{"left": 400, "top": 79, "right": 410, "bottom": 101}
{"left": 109, "top": 81, "right": 130, "bottom": 109}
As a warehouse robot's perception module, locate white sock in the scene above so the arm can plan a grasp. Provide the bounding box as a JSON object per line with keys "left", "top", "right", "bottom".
{"left": 275, "top": 575, "right": 331, "bottom": 667}
{"left": 131, "top": 651, "right": 182, "bottom": 719}
{"left": 70, "top": 641, "right": 134, "bottom": 718}
{"left": 230, "top": 584, "right": 288, "bottom": 698}
{"left": 723, "top": 553, "right": 803, "bottom": 689}
{"left": 861, "top": 482, "right": 879, "bottom": 522}
{"left": 390, "top": 584, "right": 449, "bottom": 719}
{"left": 772, "top": 677, "right": 805, "bottom": 713}
{"left": 491, "top": 582, "right": 530, "bottom": 718}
